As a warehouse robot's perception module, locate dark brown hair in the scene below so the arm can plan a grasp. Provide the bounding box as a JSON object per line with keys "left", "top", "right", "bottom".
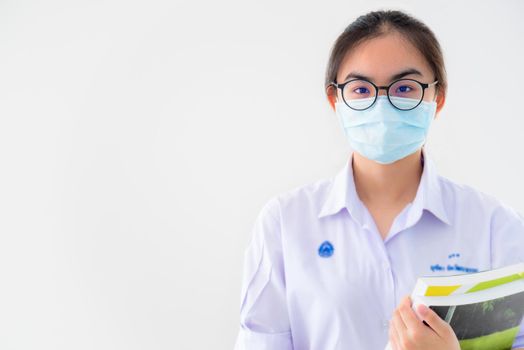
{"left": 325, "top": 10, "right": 446, "bottom": 101}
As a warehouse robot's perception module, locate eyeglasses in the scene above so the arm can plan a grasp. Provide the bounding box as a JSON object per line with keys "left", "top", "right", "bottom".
{"left": 330, "top": 78, "right": 439, "bottom": 111}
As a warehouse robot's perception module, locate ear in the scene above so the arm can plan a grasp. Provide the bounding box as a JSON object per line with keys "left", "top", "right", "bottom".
{"left": 435, "top": 91, "right": 446, "bottom": 118}
{"left": 326, "top": 85, "right": 337, "bottom": 111}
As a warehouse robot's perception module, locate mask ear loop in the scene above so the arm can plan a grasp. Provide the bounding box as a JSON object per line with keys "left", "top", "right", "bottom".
{"left": 432, "top": 90, "right": 439, "bottom": 102}
{"left": 432, "top": 81, "right": 439, "bottom": 102}
{"left": 328, "top": 82, "right": 341, "bottom": 105}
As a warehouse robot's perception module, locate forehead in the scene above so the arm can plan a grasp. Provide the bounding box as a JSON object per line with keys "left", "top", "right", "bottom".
{"left": 337, "top": 31, "right": 433, "bottom": 83}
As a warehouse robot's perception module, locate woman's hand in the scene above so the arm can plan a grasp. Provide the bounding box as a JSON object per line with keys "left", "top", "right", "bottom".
{"left": 388, "top": 295, "right": 460, "bottom": 350}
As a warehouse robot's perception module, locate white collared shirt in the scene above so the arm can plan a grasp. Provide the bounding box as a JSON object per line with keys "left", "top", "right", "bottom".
{"left": 234, "top": 148, "right": 524, "bottom": 349}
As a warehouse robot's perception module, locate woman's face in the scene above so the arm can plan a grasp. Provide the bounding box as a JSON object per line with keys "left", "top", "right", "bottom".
{"left": 330, "top": 31, "right": 444, "bottom": 114}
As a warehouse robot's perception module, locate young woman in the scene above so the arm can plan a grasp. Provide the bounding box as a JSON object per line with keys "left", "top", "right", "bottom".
{"left": 234, "top": 10, "right": 524, "bottom": 350}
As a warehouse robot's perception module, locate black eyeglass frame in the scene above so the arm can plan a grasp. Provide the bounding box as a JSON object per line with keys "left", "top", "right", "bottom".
{"left": 330, "top": 78, "right": 439, "bottom": 111}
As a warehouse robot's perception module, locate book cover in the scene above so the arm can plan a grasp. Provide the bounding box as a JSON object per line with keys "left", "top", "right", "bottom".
{"left": 413, "top": 280, "right": 524, "bottom": 350}
{"left": 428, "top": 291, "right": 524, "bottom": 350}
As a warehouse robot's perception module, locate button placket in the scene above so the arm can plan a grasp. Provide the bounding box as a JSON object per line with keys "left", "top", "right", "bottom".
{"left": 381, "top": 254, "right": 397, "bottom": 324}
{"left": 365, "top": 218, "right": 397, "bottom": 334}
{"left": 381, "top": 319, "right": 389, "bottom": 332}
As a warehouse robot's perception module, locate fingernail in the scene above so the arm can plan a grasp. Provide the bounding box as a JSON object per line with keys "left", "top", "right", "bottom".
{"left": 418, "top": 304, "right": 428, "bottom": 316}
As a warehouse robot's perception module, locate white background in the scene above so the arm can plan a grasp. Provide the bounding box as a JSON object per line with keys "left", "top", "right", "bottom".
{"left": 0, "top": 0, "right": 523, "bottom": 349}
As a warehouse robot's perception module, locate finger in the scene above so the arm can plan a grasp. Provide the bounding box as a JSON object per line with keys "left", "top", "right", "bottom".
{"left": 416, "top": 303, "right": 453, "bottom": 337}
{"left": 392, "top": 308, "right": 411, "bottom": 348}
{"left": 390, "top": 333, "right": 400, "bottom": 350}
{"left": 392, "top": 308, "right": 407, "bottom": 334}
{"left": 388, "top": 318, "right": 401, "bottom": 350}
{"left": 399, "top": 295, "right": 426, "bottom": 332}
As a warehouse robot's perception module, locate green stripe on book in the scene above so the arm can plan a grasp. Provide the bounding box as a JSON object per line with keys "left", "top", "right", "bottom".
{"left": 465, "top": 272, "right": 524, "bottom": 293}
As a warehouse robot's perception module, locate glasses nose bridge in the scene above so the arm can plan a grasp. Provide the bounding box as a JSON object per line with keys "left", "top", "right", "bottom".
{"left": 376, "top": 85, "right": 389, "bottom": 96}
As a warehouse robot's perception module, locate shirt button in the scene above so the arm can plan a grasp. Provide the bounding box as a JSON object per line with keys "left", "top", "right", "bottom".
{"left": 382, "top": 319, "right": 389, "bottom": 331}
{"left": 382, "top": 262, "right": 391, "bottom": 271}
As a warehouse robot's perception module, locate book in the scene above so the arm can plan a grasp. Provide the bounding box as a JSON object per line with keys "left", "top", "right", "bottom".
{"left": 412, "top": 262, "right": 524, "bottom": 297}
{"left": 384, "top": 262, "right": 524, "bottom": 350}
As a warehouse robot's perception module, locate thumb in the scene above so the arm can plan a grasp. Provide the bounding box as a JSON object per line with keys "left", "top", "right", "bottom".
{"left": 417, "top": 304, "right": 453, "bottom": 337}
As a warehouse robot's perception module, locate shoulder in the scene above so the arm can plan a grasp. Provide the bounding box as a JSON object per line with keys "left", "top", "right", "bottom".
{"left": 258, "top": 175, "right": 334, "bottom": 221}
{"left": 247, "top": 176, "right": 334, "bottom": 255}
{"left": 437, "top": 174, "right": 521, "bottom": 219}
{"left": 437, "top": 174, "right": 524, "bottom": 260}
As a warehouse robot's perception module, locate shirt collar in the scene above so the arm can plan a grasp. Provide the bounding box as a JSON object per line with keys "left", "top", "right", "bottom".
{"left": 317, "top": 148, "right": 452, "bottom": 227}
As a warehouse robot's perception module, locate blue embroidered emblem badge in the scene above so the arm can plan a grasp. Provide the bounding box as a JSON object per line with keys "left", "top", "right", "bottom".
{"left": 318, "top": 240, "right": 334, "bottom": 258}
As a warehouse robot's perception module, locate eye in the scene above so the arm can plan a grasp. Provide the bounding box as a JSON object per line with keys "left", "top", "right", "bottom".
{"left": 353, "top": 87, "right": 370, "bottom": 94}
{"left": 396, "top": 85, "right": 412, "bottom": 93}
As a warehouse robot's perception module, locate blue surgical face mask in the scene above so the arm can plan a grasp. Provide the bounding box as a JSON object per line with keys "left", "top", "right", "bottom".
{"left": 335, "top": 95, "right": 437, "bottom": 164}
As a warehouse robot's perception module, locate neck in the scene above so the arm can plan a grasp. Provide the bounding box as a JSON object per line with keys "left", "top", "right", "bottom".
{"left": 352, "top": 149, "right": 423, "bottom": 205}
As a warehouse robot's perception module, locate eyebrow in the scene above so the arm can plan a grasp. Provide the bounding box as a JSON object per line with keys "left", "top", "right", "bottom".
{"left": 342, "top": 68, "right": 423, "bottom": 84}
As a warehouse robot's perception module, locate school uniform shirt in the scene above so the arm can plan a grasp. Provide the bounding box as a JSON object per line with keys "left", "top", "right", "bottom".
{"left": 233, "top": 147, "right": 524, "bottom": 350}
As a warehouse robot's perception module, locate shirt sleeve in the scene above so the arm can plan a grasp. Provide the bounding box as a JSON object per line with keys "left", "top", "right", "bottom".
{"left": 234, "top": 197, "right": 293, "bottom": 350}
{"left": 489, "top": 202, "right": 524, "bottom": 349}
